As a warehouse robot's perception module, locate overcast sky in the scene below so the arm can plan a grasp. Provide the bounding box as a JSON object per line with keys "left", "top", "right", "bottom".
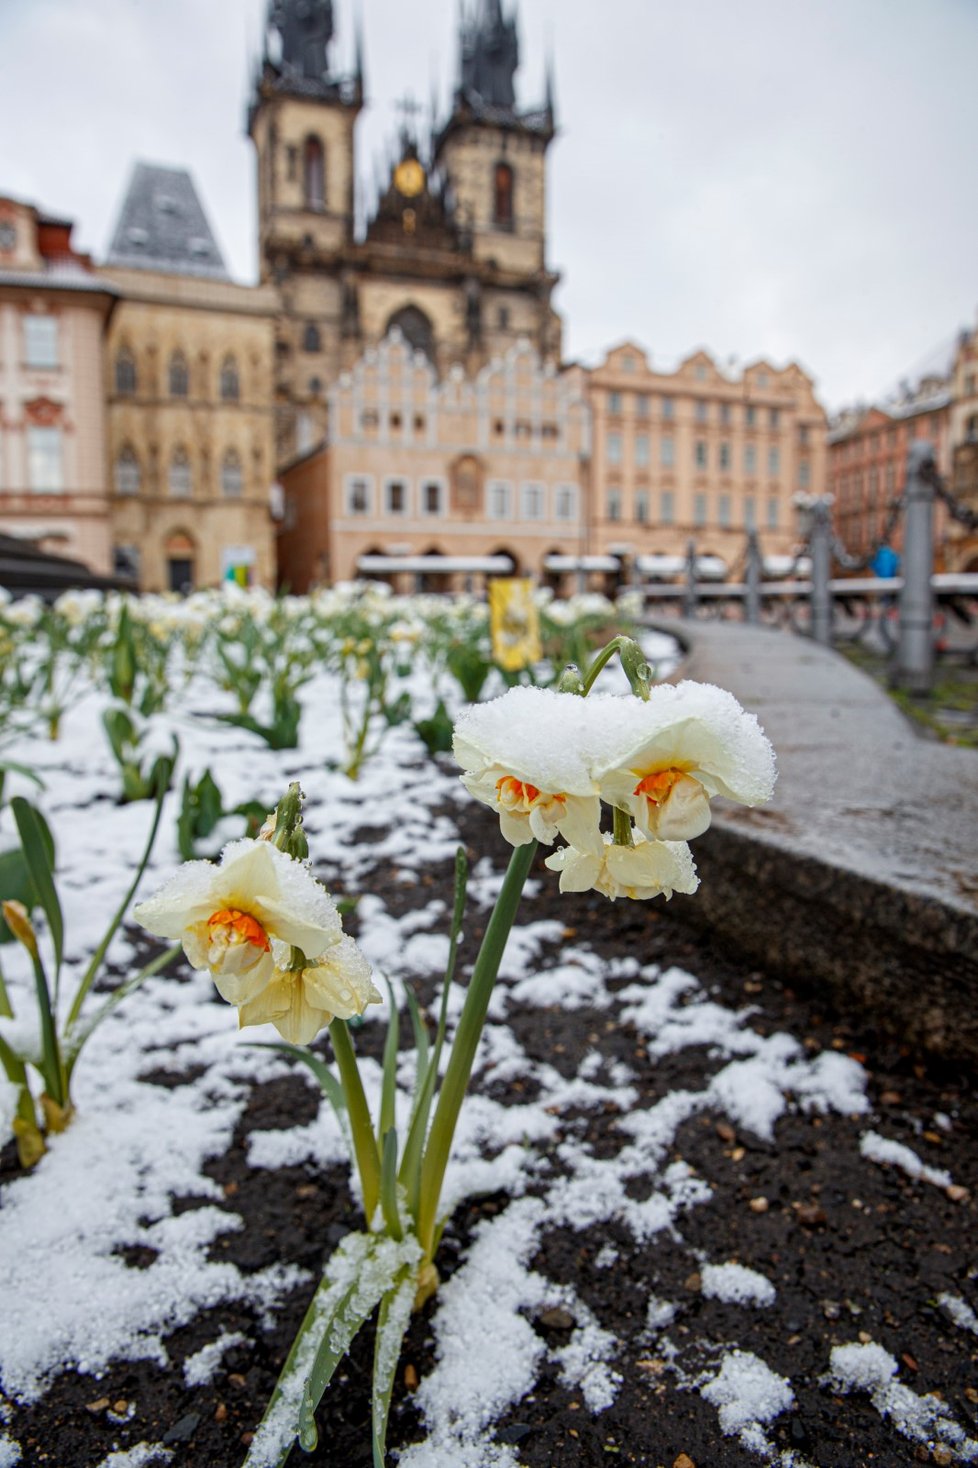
{"left": 2, "top": 0, "right": 976, "bottom": 412}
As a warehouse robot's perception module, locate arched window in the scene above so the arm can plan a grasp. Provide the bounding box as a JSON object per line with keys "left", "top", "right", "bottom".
{"left": 114, "top": 445, "right": 140, "bottom": 496}
{"left": 303, "top": 136, "right": 325, "bottom": 211}
{"left": 115, "top": 349, "right": 137, "bottom": 397}
{"left": 221, "top": 450, "right": 243, "bottom": 499}
{"left": 493, "top": 162, "right": 514, "bottom": 228}
{"left": 166, "top": 531, "right": 195, "bottom": 594}
{"left": 220, "top": 356, "right": 239, "bottom": 402}
{"left": 967, "top": 413, "right": 978, "bottom": 444}
{"left": 169, "top": 447, "right": 192, "bottom": 498}
{"left": 385, "top": 305, "right": 435, "bottom": 363}
{"left": 169, "top": 351, "right": 189, "bottom": 398}
{"left": 303, "top": 322, "right": 321, "bottom": 353}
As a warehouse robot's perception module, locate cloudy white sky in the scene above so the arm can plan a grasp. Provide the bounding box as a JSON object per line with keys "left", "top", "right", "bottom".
{"left": 1, "top": 0, "right": 976, "bottom": 412}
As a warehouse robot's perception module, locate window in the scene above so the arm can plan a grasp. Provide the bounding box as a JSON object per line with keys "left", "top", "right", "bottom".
{"left": 220, "top": 357, "right": 240, "bottom": 402}
{"left": 115, "top": 350, "right": 137, "bottom": 397}
{"left": 421, "top": 480, "right": 444, "bottom": 515}
{"left": 169, "top": 448, "right": 192, "bottom": 498}
{"left": 660, "top": 435, "right": 674, "bottom": 467}
{"left": 493, "top": 162, "right": 514, "bottom": 227}
{"left": 347, "top": 476, "right": 371, "bottom": 515}
{"left": 718, "top": 494, "right": 731, "bottom": 527}
{"left": 768, "top": 446, "right": 780, "bottom": 477}
{"left": 622, "top": 354, "right": 636, "bottom": 372}
{"left": 693, "top": 492, "right": 707, "bottom": 527}
{"left": 521, "top": 482, "right": 544, "bottom": 520}
{"left": 767, "top": 498, "right": 779, "bottom": 530}
{"left": 498, "top": 305, "right": 509, "bottom": 330}
{"left": 169, "top": 352, "right": 189, "bottom": 398}
{"left": 635, "top": 490, "right": 649, "bottom": 524}
{"left": 303, "top": 323, "right": 321, "bottom": 353}
{"left": 885, "top": 463, "right": 895, "bottom": 494}
{"left": 304, "top": 136, "right": 325, "bottom": 210}
{"left": 720, "top": 402, "right": 731, "bottom": 425}
{"left": 635, "top": 433, "right": 650, "bottom": 467}
{"left": 719, "top": 441, "right": 731, "bottom": 471}
{"left": 221, "top": 450, "right": 243, "bottom": 499}
{"left": 608, "top": 391, "right": 622, "bottom": 416}
{"left": 745, "top": 405, "right": 756, "bottom": 427}
{"left": 24, "top": 315, "right": 59, "bottom": 369}
{"left": 744, "top": 444, "right": 757, "bottom": 475}
{"left": 661, "top": 396, "right": 674, "bottom": 420}
{"left": 798, "top": 459, "right": 811, "bottom": 489}
{"left": 636, "top": 393, "right": 650, "bottom": 419}
{"left": 385, "top": 478, "right": 409, "bottom": 515}
{"left": 769, "top": 408, "right": 780, "bottom": 429}
{"left": 798, "top": 424, "right": 810, "bottom": 446}
{"left": 660, "top": 489, "right": 674, "bottom": 524}
{"left": 744, "top": 496, "right": 756, "bottom": 529}
{"left": 555, "top": 484, "right": 577, "bottom": 521}
{"left": 607, "top": 488, "right": 622, "bottom": 522}
{"left": 695, "top": 400, "right": 708, "bottom": 423}
{"left": 694, "top": 440, "right": 707, "bottom": 469}
{"left": 756, "top": 371, "right": 768, "bottom": 387}
{"left": 27, "top": 426, "right": 63, "bottom": 492}
{"left": 488, "top": 480, "right": 511, "bottom": 520}
{"left": 114, "top": 446, "right": 140, "bottom": 496}
{"left": 607, "top": 432, "right": 622, "bottom": 465}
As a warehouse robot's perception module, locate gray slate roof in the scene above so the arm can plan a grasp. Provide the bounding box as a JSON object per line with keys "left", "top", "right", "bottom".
{"left": 106, "top": 163, "right": 229, "bottom": 280}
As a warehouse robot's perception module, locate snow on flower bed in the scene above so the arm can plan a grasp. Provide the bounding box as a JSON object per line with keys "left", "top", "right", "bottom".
{"left": 0, "top": 644, "right": 975, "bottom": 1465}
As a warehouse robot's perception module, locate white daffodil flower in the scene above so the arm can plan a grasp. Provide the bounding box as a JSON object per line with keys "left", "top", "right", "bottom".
{"left": 134, "top": 839, "right": 346, "bottom": 1004}
{"left": 238, "top": 935, "right": 381, "bottom": 1045}
{"left": 592, "top": 681, "right": 776, "bottom": 842}
{"left": 545, "top": 832, "right": 699, "bottom": 902}
{"left": 453, "top": 686, "right": 603, "bottom": 853}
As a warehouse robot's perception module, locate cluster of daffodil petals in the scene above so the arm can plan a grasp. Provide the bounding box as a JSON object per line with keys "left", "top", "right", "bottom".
{"left": 453, "top": 680, "right": 776, "bottom": 901}
{"left": 134, "top": 787, "right": 379, "bottom": 1043}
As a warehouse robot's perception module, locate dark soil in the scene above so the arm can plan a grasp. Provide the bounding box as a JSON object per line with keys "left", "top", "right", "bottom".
{"left": 4, "top": 799, "right": 978, "bottom": 1468}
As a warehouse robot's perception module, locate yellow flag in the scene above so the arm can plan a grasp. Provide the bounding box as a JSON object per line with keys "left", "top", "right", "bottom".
{"left": 489, "top": 578, "right": 541, "bottom": 671}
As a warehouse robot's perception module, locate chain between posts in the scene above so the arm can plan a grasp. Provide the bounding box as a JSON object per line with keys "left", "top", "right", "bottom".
{"left": 830, "top": 492, "right": 906, "bottom": 572}
{"left": 921, "top": 459, "right": 978, "bottom": 532}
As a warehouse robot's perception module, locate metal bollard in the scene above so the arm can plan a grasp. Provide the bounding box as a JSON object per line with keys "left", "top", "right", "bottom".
{"left": 810, "top": 499, "right": 832, "bottom": 646}
{"left": 894, "top": 441, "right": 935, "bottom": 695}
{"left": 745, "top": 529, "right": 761, "bottom": 625}
{"left": 683, "top": 539, "right": 698, "bottom": 619}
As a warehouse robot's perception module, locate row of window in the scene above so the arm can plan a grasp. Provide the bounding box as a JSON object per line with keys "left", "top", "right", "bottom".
{"left": 114, "top": 446, "right": 245, "bottom": 499}
{"left": 114, "top": 350, "right": 242, "bottom": 402}
{"left": 605, "top": 489, "right": 781, "bottom": 531}
{"left": 605, "top": 391, "right": 807, "bottom": 434}
{"left": 345, "top": 475, "right": 578, "bottom": 522}
{"left": 604, "top": 433, "right": 811, "bottom": 484}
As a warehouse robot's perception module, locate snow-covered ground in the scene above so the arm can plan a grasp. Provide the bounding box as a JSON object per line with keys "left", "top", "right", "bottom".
{"left": 0, "top": 640, "right": 975, "bottom": 1467}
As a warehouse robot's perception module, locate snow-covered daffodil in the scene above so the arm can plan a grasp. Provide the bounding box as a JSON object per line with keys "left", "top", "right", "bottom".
{"left": 239, "top": 935, "right": 381, "bottom": 1045}
{"left": 593, "top": 681, "right": 776, "bottom": 842}
{"left": 453, "top": 686, "right": 603, "bottom": 853}
{"left": 544, "top": 832, "right": 699, "bottom": 902}
{"left": 134, "top": 838, "right": 350, "bottom": 1009}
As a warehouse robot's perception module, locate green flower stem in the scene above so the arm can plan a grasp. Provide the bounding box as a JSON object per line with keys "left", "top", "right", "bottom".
{"left": 329, "top": 1017, "right": 382, "bottom": 1221}
{"left": 612, "top": 805, "right": 634, "bottom": 846}
{"left": 580, "top": 637, "right": 627, "bottom": 696}
{"left": 27, "top": 942, "right": 64, "bottom": 1109}
{"left": 416, "top": 839, "right": 537, "bottom": 1261}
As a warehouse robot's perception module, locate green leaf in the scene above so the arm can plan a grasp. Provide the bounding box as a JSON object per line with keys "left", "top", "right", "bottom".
{"left": 379, "top": 1127, "right": 401, "bottom": 1241}
{"left": 63, "top": 943, "right": 181, "bottom": 1075}
{"left": 378, "top": 978, "right": 400, "bottom": 1147}
{"left": 403, "top": 985, "right": 430, "bottom": 1105}
{"left": 10, "top": 798, "right": 62, "bottom": 979}
{"left": 371, "top": 1265, "right": 416, "bottom": 1468}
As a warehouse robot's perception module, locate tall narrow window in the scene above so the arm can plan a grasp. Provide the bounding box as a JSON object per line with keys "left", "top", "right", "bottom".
{"left": 169, "top": 352, "right": 189, "bottom": 398}
{"left": 24, "top": 315, "right": 59, "bottom": 369}
{"left": 221, "top": 450, "right": 243, "bottom": 499}
{"left": 220, "top": 356, "right": 240, "bottom": 402}
{"left": 169, "top": 447, "right": 192, "bottom": 498}
{"left": 115, "top": 349, "right": 137, "bottom": 397}
{"left": 304, "top": 136, "right": 325, "bottom": 210}
{"left": 493, "top": 162, "right": 514, "bottom": 228}
{"left": 27, "top": 426, "right": 63, "bottom": 492}
{"left": 115, "top": 446, "right": 141, "bottom": 496}
{"left": 303, "top": 322, "right": 321, "bottom": 353}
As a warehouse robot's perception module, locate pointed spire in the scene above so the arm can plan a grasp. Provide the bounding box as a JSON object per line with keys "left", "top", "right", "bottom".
{"left": 354, "top": 4, "right": 366, "bottom": 101}
{"left": 544, "top": 42, "right": 556, "bottom": 129}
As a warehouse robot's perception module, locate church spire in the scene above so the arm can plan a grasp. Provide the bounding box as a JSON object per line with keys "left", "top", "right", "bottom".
{"left": 458, "top": 0, "right": 519, "bottom": 112}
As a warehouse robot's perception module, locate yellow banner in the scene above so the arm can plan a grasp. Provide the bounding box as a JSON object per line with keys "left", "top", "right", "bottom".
{"left": 489, "top": 578, "right": 542, "bottom": 671}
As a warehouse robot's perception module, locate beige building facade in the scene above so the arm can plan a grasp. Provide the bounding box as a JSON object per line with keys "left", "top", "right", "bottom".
{"left": 586, "top": 342, "right": 827, "bottom": 574}
{"left": 947, "top": 321, "right": 978, "bottom": 572}
{"left": 99, "top": 166, "right": 279, "bottom": 592}
{"left": 0, "top": 197, "right": 116, "bottom": 574}
{"left": 277, "top": 331, "right": 589, "bottom": 592}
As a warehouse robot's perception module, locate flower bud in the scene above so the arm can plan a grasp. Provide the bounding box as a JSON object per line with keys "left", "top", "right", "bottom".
{"left": 2, "top": 900, "right": 38, "bottom": 958}
{"left": 618, "top": 638, "right": 654, "bottom": 701}
{"left": 555, "top": 663, "right": 585, "bottom": 696}
{"left": 266, "top": 782, "right": 309, "bottom": 861}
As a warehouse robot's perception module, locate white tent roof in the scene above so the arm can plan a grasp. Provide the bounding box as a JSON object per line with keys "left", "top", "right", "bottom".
{"left": 543, "top": 554, "right": 620, "bottom": 572}
{"left": 356, "top": 554, "right": 514, "bottom": 574}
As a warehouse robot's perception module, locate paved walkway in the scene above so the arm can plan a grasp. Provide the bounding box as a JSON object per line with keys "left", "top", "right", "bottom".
{"left": 650, "top": 619, "right": 978, "bottom": 1059}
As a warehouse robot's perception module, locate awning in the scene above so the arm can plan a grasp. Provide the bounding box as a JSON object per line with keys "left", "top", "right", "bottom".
{"left": 763, "top": 554, "right": 812, "bottom": 577}
{"left": 357, "top": 554, "right": 514, "bottom": 574}
{"left": 543, "top": 554, "right": 621, "bottom": 573}
{"left": 636, "top": 554, "right": 728, "bottom": 580}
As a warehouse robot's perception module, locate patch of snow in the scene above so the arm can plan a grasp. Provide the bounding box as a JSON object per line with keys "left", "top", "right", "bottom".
{"left": 182, "top": 1330, "right": 247, "bottom": 1387}
{"left": 701, "top": 1262, "right": 776, "bottom": 1308}
{"left": 826, "top": 1341, "right": 978, "bottom": 1460}
{"left": 0, "top": 1435, "right": 21, "bottom": 1467}
{"left": 700, "top": 1348, "right": 794, "bottom": 1436}
{"left": 859, "top": 1131, "right": 953, "bottom": 1189}
{"left": 939, "top": 1294, "right": 978, "bottom": 1337}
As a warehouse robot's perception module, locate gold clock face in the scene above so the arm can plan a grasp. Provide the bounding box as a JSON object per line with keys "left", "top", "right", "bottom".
{"left": 394, "top": 158, "right": 425, "bottom": 198}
